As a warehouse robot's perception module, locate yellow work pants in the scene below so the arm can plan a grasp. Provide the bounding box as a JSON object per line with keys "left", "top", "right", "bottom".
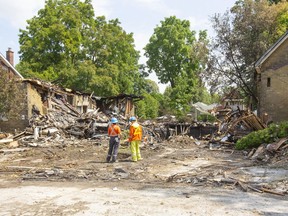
{"left": 130, "top": 140, "right": 142, "bottom": 161}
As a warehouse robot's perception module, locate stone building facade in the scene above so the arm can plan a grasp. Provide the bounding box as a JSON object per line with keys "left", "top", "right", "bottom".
{"left": 255, "top": 31, "right": 288, "bottom": 123}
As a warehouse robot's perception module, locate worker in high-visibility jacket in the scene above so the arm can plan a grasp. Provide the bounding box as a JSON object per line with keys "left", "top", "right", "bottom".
{"left": 128, "top": 116, "right": 143, "bottom": 162}
{"left": 106, "top": 117, "right": 121, "bottom": 163}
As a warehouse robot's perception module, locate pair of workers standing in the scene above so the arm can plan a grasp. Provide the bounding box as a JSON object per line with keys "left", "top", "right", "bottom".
{"left": 106, "top": 116, "right": 143, "bottom": 163}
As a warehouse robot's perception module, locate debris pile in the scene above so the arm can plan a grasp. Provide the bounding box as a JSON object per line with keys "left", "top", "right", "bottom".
{"left": 211, "top": 109, "right": 266, "bottom": 143}
{"left": 163, "top": 135, "right": 288, "bottom": 196}
{"left": 166, "top": 167, "right": 287, "bottom": 196}
{"left": 246, "top": 137, "right": 288, "bottom": 164}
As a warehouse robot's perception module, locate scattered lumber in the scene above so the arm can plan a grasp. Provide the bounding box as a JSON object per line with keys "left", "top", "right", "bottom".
{"left": 0, "top": 138, "right": 13, "bottom": 144}
{"left": 247, "top": 185, "right": 263, "bottom": 193}
{"left": 267, "top": 138, "right": 288, "bottom": 152}
{"left": 260, "top": 187, "right": 285, "bottom": 196}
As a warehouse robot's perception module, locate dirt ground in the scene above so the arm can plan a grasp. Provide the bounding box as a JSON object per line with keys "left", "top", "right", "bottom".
{"left": 0, "top": 135, "right": 288, "bottom": 215}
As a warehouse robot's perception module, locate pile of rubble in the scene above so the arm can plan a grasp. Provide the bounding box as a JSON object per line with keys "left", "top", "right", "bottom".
{"left": 0, "top": 103, "right": 283, "bottom": 157}
{"left": 210, "top": 109, "right": 266, "bottom": 143}
{"left": 245, "top": 137, "right": 288, "bottom": 165}
{"left": 0, "top": 101, "right": 165, "bottom": 148}
{"left": 163, "top": 135, "right": 288, "bottom": 197}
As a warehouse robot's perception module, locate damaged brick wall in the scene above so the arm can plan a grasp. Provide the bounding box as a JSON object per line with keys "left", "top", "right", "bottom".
{"left": 26, "top": 83, "right": 44, "bottom": 118}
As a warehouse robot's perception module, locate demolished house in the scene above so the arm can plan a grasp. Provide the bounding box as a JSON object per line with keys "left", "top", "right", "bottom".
{"left": 0, "top": 48, "right": 24, "bottom": 131}
{"left": 0, "top": 78, "right": 97, "bottom": 132}
{"left": 220, "top": 89, "right": 245, "bottom": 111}
{"left": 0, "top": 46, "right": 269, "bottom": 144}
{"left": 215, "top": 89, "right": 246, "bottom": 122}
{"left": 96, "top": 94, "right": 144, "bottom": 118}
{"left": 255, "top": 30, "right": 288, "bottom": 123}
{"left": 208, "top": 89, "right": 266, "bottom": 142}
{"left": 0, "top": 49, "right": 144, "bottom": 138}
{"left": 160, "top": 91, "right": 265, "bottom": 142}
{"left": 1, "top": 76, "right": 145, "bottom": 141}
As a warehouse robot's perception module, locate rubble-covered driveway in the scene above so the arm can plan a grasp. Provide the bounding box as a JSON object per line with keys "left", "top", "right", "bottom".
{"left": 0, "top": 136, "right": 287, "bottom": 215}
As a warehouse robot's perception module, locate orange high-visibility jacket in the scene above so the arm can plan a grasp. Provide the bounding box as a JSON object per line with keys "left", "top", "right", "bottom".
{"left": 108, "top": 124, "right": 121, "bottom": 137}
{"left": 128, "top": 122, "right": 142, "bottom": 141}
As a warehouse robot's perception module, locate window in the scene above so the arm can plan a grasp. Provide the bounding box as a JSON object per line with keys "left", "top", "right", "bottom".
{"left": 267, "top": 77, "right": 271, "bottom": 87}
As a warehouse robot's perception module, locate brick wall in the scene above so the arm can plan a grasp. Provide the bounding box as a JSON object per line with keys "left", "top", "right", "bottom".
{"left": 258, "top": 40, "right": 288, "bottom": 123}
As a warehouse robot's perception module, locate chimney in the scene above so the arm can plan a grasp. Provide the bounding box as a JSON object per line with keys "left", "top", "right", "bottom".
{"left": 6, "top": 48, "right": 14, "bottom": 66}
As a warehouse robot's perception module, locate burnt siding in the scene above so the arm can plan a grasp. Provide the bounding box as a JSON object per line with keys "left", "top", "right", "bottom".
{"left": 259, "top": 40, "right": 288, "bottom": 123}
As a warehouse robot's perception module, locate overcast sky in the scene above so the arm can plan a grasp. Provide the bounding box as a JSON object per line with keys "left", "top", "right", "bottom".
{"left": 0, "top": 0, "right": 236, "bottom": 92}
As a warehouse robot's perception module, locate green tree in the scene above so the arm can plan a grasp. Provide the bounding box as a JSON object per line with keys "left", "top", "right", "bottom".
{"left": 144, "top": 16, "right": 209, "bottom": 117}
{"left": 144, "top": 16, "right": 197, "bottom": 88}
{"left": 85, "top": 17, "right": 140, "bottom": 95}
{"left": 205, "top": 0, "right": 288, "bottom": 103}
{"left": 199, "top": 89, "right": 220, "bottom": 105}
{"left": 143, "top": 79, "right": 160, "bottom": 94}
{"left": 17, "top": 0, "right": 142, "bottom": 97}
{"left": 267, "top": 0, "right": 283, "bottom": 4}
{"left": 136, "top": 92, "right": 160, "bottom": 119}
{"left": 18, "top": 0, "right": 94, "bottom": 79}
{"left": 134, "top": 78, "right": 162, "bottom": 119}
{"left": 160, "top": 87, "right": 174, "bottom": 115}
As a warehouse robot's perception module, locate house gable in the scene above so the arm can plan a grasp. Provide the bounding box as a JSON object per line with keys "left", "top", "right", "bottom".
{"left": 255, "top": 31, "right": 288, "bottom": 73}
{"left": 255, "top": 31, "right": 288, "bottom": 123}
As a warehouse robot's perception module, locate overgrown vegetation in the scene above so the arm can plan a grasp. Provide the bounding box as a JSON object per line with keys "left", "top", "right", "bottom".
{"left": 0, "top": 69, "right": 25, "bottom": 120}
{"left": 235, "top": 121, "right": 288, "bottom": 150}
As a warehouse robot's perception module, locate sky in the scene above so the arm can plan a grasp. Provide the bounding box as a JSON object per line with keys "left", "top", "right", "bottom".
{"left": 0, "top": 0, "right": 237, "bottom": 93}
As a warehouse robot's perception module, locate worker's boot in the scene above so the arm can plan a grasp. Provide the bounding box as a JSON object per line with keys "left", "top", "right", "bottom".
{"left": 106, "top": 156, "right": 111, "bottom": 163}
{"left": 112, "top": 156, "right": 118, "bottom": 163}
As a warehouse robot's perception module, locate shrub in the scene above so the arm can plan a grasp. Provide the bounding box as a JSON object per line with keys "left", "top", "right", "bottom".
{"left": 235, "top": 121, "right": 288, "bottom": 150}
{"left": 197, "top": 114, "right": 217, "bottom": 122}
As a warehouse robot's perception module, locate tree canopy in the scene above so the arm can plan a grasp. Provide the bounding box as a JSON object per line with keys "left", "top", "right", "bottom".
{"left": 17, "top": 0, "right": 141, "bottom": 97}
{"left": 144, "top": 16, "right": 209, "bottom": 117}
{"left": 205, "top": 0, "right": 288, "bottom": 103}
{"left": 144, "top": 16, "right": 197, "bottom": 88}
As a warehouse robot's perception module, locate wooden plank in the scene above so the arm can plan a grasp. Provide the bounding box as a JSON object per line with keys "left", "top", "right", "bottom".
{"left": 0, "top": 139, "right": 13, "bottom": 144}
{"left": 261, "top": 187, "right": 285, "bottom": 196}
{"left": 247, "top": 185, "right": 263, "bottom": 193}
{"left": 237, "top": 181, "right": 248, "bottom": 192}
